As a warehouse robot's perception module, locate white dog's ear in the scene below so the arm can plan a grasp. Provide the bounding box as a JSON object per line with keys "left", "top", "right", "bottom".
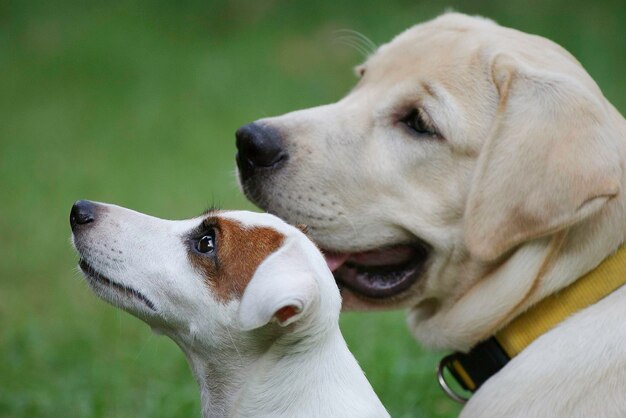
{"left": 238, "top": 239, "right": 319, "bottom": 331}
{"left": 465, "top": 54, "right": 621, "bottom": 261}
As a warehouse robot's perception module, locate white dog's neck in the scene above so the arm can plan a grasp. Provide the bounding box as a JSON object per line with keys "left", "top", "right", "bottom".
{"left": 178, "top": 322, "right": 388, "bottom": 418}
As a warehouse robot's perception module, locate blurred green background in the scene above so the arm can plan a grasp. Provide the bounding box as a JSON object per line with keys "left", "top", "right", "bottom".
{"left": 1, "top": 0, "right": 624, "bottom": 417}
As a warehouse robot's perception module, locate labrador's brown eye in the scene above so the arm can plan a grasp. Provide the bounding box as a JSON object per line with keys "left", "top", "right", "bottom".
{"left": 197, "top": 234, "right": 215, "bottom": 254}
{"left": 401, "top": 108, "right": 437, "bottom": 136}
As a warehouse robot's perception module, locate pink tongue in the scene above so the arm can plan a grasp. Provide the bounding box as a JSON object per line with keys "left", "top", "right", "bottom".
{"left": 324, "top": 252, "right": 350, "bottom": 272}
{"left": 323, "top": 245, "right": 415, "bottom": 272}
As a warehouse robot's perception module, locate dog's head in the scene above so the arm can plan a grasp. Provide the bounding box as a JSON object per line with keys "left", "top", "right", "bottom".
{"left": 235, "top": 13, "right": 622, "bottom": 346}
{"left": 70, "top": 201, "right": 340, "bottom": 349}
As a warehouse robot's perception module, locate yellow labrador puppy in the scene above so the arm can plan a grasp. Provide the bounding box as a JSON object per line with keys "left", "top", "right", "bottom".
{"left": 235, "top": 13, "right": 626, "bottom": 417}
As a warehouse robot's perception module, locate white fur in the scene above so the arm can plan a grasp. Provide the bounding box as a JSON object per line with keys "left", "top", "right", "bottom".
{"left": 237, "top": 238, "right": 322, "bottom": 330}
{"left": 72, "top": 204, "right": 388, "bottom": 418}
{"left": 237, "top": 13, "right": 626, "bottom": 416}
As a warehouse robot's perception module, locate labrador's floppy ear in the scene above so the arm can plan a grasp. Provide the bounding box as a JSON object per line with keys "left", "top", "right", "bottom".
{"left": 238, "top": 238, "right": 319, "bottom": 331}
{"left": 465, "top": 54, "right": 621, "bottom": 261}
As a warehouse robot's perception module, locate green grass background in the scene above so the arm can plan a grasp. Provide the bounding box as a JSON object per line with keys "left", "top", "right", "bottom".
{"left": 1, "top": 0, "right": 624, "bottom": 417}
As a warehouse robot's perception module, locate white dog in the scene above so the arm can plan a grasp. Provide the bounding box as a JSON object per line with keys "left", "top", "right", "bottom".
{"left": 70, "top": 200, "right": 388, "bottom": 418}
{"left": 235, "top": 13, "right": 626, "bottom": 417}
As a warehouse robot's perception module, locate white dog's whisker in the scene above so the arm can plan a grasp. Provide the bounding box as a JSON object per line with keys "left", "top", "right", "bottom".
{"left": 333, "top": 37, "right": 373, "bottom": 58}
{"left": 333, "top": 29, "right": 377, "bottom": 55}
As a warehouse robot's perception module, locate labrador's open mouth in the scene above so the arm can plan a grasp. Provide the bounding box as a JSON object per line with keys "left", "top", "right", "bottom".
{"left": 323, "top": 243, "right": 430, "bottom": 299}
{"left": 79, "top": 259, "right": 156, "bottom": 311}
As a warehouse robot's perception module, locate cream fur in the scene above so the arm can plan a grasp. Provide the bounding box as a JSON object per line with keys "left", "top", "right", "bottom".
{"left": 238, "top": 13, "right": 626, "bottom": 416}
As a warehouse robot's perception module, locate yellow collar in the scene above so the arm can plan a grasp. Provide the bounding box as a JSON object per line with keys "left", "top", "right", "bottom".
{"left": 439, "top": 244, "right": 626, "bottom": 402}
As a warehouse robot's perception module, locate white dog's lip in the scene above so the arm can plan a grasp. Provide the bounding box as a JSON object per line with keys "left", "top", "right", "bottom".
{"left": 323, "top": 244, "right": 429, "bottom": 298}
{"left": 78, "top": 259, "right": 157, "bottom": 311}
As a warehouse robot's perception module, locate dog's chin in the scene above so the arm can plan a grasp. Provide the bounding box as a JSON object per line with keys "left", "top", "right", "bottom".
{"left": 320, "top": 240, "right": 431, "bottom": 308}
{"left": 78, "top": 259, "right": 157, "bottom": 315}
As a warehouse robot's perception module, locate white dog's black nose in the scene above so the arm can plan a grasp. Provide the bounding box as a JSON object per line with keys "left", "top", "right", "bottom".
{"left": 70, "top": 200, "right": 96, "bottom": 229}
{"left": 236, "top": 123, "right": 287, "bottom": 180}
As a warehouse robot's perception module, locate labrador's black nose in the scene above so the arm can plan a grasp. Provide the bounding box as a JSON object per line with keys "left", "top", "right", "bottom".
{"left": 70, "top": 200, "right": 96, "bottom": 229}
{"left": 236, "top": 123, "right": 287, "bottom": 180}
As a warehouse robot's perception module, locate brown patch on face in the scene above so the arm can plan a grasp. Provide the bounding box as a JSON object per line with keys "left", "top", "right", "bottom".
{"left": 188, "top": 216, "right": 285, "bottom": 302}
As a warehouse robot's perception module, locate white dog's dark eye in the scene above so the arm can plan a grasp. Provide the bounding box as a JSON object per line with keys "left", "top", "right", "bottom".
{"left": 197, "top": 235, "right": 215, "bottom": 254}
{"left": 402, "top": 108, "right": 436, "bottom": 136}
